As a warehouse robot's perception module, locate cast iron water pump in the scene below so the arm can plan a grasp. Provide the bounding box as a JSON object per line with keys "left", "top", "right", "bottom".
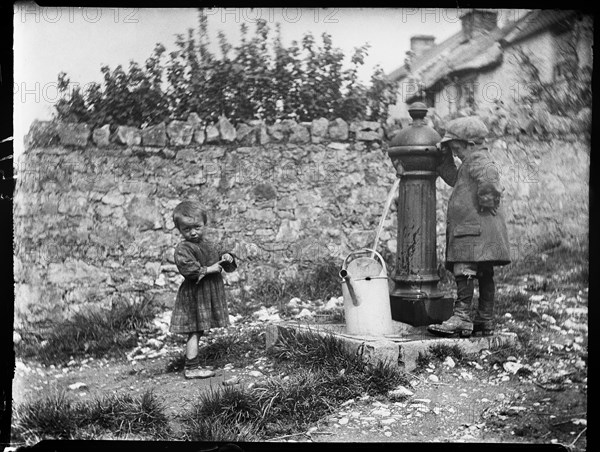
{"left": 387, "top": 102, "right": 453, "bottom": 326}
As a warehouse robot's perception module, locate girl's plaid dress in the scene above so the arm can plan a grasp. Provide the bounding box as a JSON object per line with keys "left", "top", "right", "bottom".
{"left": 169, "top": 240, "right": 236, "bottom": 334}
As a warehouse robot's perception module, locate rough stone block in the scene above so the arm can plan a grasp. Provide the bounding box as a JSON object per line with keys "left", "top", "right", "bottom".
{"left": 275, "top": 219, "right": 301, "bottom": 242}
{"left": 193, "top": 129, "right": 206, "bottom": 145}
{"left": 328, "top": 118, "right": 349, "bottom": 141}
{"left": 166, "top": 120, "right": 194, "bottom": 146}
{"left": 327, "top": 142, "right": 349, "bottom": 150}
{"left": 280, "top": 119, "right": 298, "bottom": 133}
{"left": 218, "top": 116, "right": 237, "bottom": 142}
{"left": 575, "top": 107, "right": 592, "bottom": 133}
{"left": 114, "top": 126, "right": 142, "bottom": 147}
{"left": 236, "top": 123, "right": 257, "bottom": 145}
{"left": 356, "top": 130, "right": 382, "bottom": 142}
{"left": 175, "top": 148, "right": 201, "bottom": 162}
{"left": 57, "top": 196, "right": 87, "bottom": 216}
{"left": 57, "top": 122, "right": 90, "bottom": 147}
{"left": 24, "top": 120, "right": 59, "bottom": 149}
{"left": 246, "top": 208, "right": 276, "bottom": 222}
{"left": 267, "top": 124, "right": 285, "bottom": 141}
{"left": 310, "top": 117, "right": 329, "bottom": 143}
{"left": 205, "top": 124, "right": 220, "bottom": 143}
{"left": 47, "top": 259, "right": 110, "bottom": 285}
{"left": 259, "top": 124, "right": 271, "bottom": 145}
{"left": 101, "top": 190, "right": 126, "bottom": 206}
{"left": 289, "top": 124, "right": 310, "bottom": 144}
{"left": 92, "top": 125, "right": 111, "bottom": 147}
{"left": 187, "top": 112, "right": 202, "bottom": 129}
{"left": 126, "top": 196, "right": 163, "bottom": 231}
{"left": 141, "top": 122, "right": 167, "bottom": 147}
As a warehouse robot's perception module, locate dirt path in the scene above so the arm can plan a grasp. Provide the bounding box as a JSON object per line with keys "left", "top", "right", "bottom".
{"left": 13, "top": 329, "right": 587, "bottom": 449}
{"left": 12, "top": 283, "right": 588, "bottom": 449}
{"left": 313, "top": 366, "right": 586, "bottom": 444}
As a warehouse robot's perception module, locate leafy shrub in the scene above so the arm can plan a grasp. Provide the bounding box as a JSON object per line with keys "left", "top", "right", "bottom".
{"left": 514, "top": 46, "right": 592, "bottom": 117}
{"left": 54, "top": 17, "right": 398, "bottom": 128}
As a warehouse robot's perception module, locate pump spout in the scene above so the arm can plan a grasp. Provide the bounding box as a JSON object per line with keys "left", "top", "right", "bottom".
{"left": 339, "top": 269, "right": 360, "bottom": 306}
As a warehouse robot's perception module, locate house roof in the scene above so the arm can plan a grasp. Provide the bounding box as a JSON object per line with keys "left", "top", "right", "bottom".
{"left": 388, "top": 9, "right": 576, "bottom": 92}
{"left": 500, "top": 9, "right": 576, "bottom": 47}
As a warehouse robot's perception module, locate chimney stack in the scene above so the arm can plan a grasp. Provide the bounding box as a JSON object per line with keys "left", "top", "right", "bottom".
{"left": 410, "top": 35, "right": 436, "bottom": 57}
{"left": 460, "top": 9, "right": 498, "bottom": 41}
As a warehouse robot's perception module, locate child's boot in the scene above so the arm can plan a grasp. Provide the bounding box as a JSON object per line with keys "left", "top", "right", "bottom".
{"left": 184, "top": 355, "right": 215, "bottom": 379}
{"left": 474, "top": 267, "right": 495, "bottom": 336}
{"left": 428, "top": 275, "right": 474, "bottom": 337}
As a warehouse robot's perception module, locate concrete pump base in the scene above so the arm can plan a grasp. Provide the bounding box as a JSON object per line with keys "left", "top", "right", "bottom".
{"left": 265, "top": 321, "right": 518, "bottom": 372}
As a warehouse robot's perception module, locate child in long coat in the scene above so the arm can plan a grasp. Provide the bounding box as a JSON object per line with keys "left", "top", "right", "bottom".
{"left": 429, "top": 116, "right": 511, "bottom": 337}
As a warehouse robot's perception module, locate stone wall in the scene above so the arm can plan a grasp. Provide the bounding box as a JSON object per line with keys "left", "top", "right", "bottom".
{"left": 14, "top": 117, "right": 589, "bottom": 329}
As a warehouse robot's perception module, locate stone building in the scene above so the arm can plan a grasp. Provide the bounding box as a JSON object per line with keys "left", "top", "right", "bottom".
{"left": 388, "top": 9, "right": 593, "bottom": 119}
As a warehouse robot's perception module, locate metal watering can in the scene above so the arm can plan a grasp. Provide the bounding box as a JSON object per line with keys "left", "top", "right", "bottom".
{"left": 339, "top": 249, "right": 394, "bottom": 336}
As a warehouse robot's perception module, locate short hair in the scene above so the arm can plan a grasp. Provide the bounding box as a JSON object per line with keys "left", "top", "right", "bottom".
{"left": 173, "top": 201, "right": 208, "bottom": 230}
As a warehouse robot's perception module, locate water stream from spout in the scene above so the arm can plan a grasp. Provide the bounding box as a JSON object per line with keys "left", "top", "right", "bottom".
{"left": 371, "top": 177, "right": 401, "bottom": 258}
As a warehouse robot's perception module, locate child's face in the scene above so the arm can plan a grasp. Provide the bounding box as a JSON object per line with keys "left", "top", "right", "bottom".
{"left": 448, "top": 140, "right": 470, "bottom": 161}
{"left": 178, "top": 217, "right": 206, "bottom": 243}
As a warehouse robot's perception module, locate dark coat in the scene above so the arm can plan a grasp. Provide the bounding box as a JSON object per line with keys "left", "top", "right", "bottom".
{"left": 437, "top": 147, "right": 511, "bottom": 269}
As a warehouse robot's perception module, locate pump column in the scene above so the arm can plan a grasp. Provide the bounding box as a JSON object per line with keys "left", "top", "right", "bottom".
{"left": 386, "top": 102, "right": 453, "bottom": 326}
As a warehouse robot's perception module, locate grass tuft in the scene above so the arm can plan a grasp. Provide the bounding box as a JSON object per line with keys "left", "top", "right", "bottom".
{"left": 16, "top": 297, "right": 155, "bottom": 365}
{"left": 416, "top": 343, "right": 472, "bottom": 369}
{"left": 12, "top": 392, "right": 81, "bottom": 442}
{"left": 13, "top": 390, "right": 170, "bottom": 444}
{"left": 87, "top": 390, "right": 169, "bottom": 436}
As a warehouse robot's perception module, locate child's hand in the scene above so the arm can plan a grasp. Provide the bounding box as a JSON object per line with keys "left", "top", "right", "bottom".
{"left": 480, "top": 206, "right": 498, "bottom": 216}
{"left": 206, "top": 263, "right": 223, "bottom": 274}
{"left": 221, "top": 253, "right": 234, "bottom": 263}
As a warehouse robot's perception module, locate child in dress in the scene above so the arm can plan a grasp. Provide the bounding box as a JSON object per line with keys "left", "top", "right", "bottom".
{"left": 170, "top": 201, "right": 237, "bottom": 378}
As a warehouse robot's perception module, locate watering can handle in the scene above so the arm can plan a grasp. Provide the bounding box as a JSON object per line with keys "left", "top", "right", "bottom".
{"left": 341, "top": 248, "right": 387, "bottom": 276}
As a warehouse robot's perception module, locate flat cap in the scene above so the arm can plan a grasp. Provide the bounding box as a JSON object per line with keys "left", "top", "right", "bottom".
{"left": 440, "top": 116, "right": 489, "bottom": 144}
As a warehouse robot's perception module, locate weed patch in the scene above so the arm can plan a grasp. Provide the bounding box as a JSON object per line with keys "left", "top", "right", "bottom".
{"left": 245, "top": 260, "right": 341, "bottom": 310}
{"left": 497, "top": 240, "right": 588, "bottom": 285}
{"left": 182, "top": 329, "right": 408, "bottom": 440}
{"left": 165, "top": 327, "right": 265, "bottom": 373}
{"left": 495, "top": 291, "right": 534, "bottom": 322}
{"left": 86, "top": 391, "right": 169, "bottom": 436}
{"left": 13, "top": 390, "right": 169, "bottom": 444}
{"left": 416, "top": 343, "right": 474, "bottom": 369}
{"left": 16, "top": 298, "right": 155, "bottom": 365}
